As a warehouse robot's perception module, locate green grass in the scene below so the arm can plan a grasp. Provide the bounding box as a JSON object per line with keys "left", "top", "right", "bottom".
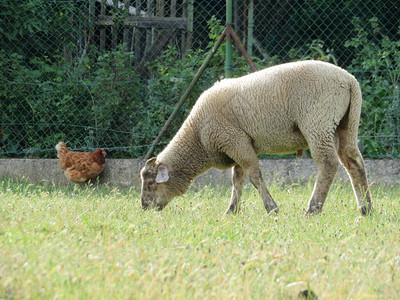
{"left": 1, "top": 178, "right": 399, "bottom": 299}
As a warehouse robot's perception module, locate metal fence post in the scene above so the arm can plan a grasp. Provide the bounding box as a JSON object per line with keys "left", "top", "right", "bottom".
{"left": 247, "top": 0, "right": 254, "bottom": 57}
{"left": 225, "top": 0, "right": 233, "bottom": 78}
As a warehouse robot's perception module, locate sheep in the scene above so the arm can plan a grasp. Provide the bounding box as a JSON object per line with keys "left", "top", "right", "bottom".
{"left": 140, "top": 60, "right": 372, "bottom": 215}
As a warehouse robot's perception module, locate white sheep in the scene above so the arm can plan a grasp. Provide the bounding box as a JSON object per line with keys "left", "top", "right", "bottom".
{"left": 140, "top": 60, "right": 372, "bottom": 215}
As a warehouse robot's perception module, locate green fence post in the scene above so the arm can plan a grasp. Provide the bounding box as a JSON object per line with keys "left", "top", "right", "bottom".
{"left": 247, "top": 0, "right": 254, "bottom": 56}
{"left": 225, "top": 0, "right": 233, "bottom": 78}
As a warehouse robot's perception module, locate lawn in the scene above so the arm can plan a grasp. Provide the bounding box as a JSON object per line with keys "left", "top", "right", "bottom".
{"left": 0, "top": 177, "right": 399, "bottom": 299}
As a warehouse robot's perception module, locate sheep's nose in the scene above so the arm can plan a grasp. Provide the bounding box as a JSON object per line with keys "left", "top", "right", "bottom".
{"left": 156, "top": 203, "right": 166, "bottom": 211}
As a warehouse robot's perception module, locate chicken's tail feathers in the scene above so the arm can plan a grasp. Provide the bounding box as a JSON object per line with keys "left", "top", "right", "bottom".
{"left": 55, "top": 141, "right": 69, "bottom": 157}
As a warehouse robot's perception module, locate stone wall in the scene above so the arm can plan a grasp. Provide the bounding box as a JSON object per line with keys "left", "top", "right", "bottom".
{"left": 0, "top": 158, "right": 399, "bottom": 187}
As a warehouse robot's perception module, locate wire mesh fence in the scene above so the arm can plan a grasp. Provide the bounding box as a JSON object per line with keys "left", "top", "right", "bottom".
{"left": 1, "top": 0, "right": 399, "bottom": 158}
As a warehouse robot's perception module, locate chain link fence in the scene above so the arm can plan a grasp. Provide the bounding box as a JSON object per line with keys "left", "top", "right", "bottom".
{"left": 1, "top": 1, "right": 399, "bottom": 158}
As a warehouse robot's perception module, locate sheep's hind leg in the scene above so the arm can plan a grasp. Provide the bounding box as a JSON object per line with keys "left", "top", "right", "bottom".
{"left": 306, "top": 143, "right": 339, "bottom": 215}
{"left": 337, "top": 129, "right": 372, "bottom": 215}
{"left": 225, "top": 165, "right": 245, "bottom": 214}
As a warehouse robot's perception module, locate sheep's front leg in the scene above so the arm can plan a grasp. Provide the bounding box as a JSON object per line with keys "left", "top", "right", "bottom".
{"left": 247, "top": 166, "right": 279, "bottom": 214}
{"left": 222, "top": 135, "right": 278, "bottom": 214}
{"left": 225, "top": 165, "right": 245, "bottom": 214}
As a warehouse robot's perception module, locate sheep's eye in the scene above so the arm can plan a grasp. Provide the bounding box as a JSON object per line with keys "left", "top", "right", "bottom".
{"left": 147, "top": 180, "right": 156, "bottom": 189}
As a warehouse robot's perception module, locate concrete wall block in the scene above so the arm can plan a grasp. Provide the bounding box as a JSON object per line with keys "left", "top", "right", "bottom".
{"left": 0, "top": 158, "right": 399, "bottom": 187}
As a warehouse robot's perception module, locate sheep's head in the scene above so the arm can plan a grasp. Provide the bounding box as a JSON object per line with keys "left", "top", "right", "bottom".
{"left": 140, "top": 157, "right": 173, "bottom": 210}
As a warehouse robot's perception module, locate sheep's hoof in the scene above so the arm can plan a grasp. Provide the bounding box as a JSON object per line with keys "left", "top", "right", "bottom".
{"left": 359, "top": 204, "right": 372, "bottom": 216}
{"left": 265, "top": 202, "right": 279, "bottom": 214}
{"left": 298, "top": 289, "right": 318, "bottom": 299}
{"left": 305, "top": 206, "right": 323, "bottom": 216}
{"left": 225, "top": 205, "right": 240, "bottom": 215}
{"left": 306, "top": 201, "right": 324, "bottom": 215}
{"left": 305, "top": 209, "right": 321, "bottom": 216}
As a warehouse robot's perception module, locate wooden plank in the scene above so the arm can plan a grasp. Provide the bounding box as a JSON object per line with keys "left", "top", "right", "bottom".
{"left": 171, "top": 0, "right": 176, "bottom": 17}
{"left": 88, "top": 0, "right": 96, "bottom": 45}
{"left": 123, "top": 0, "right": 130, "bottom": 48}
{"left": 112, "top": 0, "right": 118, "bottom": 48}
{"left": 97, "top": 16, "right": 187, "bottom": 29}
{"left": 185, "top": 0, "right": 193, "bottom": 51}
{"left": 181, "top": 0, "right": 187, "bottom": 53}
{"left": 135, "top": 0, "right": 142, "bottom": 16}
{"left": 134, "top": 0, "right": 142, "bottom": 64}
{"left": 170, "top": 0, "right": 177, "bottom": 49}
{"left": 100, "top": 0, "right": 106, "bottom": 50}
{"left": 145, "top": 0, "right": 154, "bottom": 64}
{"left": 156, "top": 0, "right": 164, "bottom": 17}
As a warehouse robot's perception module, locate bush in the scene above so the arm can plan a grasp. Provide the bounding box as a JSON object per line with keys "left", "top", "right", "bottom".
{"left": 345, "top": 17, "right": 400, "bottom": 157}
{"left": 1, "top": 14, "right": 399, "bottom": 159}
{"left": 0, "top": 46, "right": 143, "bottom": 158}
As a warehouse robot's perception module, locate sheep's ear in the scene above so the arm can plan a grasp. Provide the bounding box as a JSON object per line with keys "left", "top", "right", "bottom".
{"left": 145, "top": 157, "right": 157, "bottom": 166}
{"left": 156, "top": 164, "right": 169, "bottom": 183}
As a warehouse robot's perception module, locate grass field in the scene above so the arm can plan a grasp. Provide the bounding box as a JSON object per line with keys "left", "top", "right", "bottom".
{"left": 0, "top": 177, "right": 399, "bottom": 299}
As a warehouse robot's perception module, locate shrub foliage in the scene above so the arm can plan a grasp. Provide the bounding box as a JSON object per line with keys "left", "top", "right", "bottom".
{"left": 1, "top": 4, "right": 399, "bottom": 158}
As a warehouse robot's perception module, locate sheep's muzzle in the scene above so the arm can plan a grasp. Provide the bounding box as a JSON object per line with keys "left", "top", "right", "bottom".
{"left": 141, "top": 195, "right": 166, "bottom": 211}
{"left": 141, "top": 194, "right": 153, "bottom": 210}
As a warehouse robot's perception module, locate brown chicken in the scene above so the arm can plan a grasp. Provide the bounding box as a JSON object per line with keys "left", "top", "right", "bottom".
{"left": 55, "top": 142, "right": 106, "bottom": 183}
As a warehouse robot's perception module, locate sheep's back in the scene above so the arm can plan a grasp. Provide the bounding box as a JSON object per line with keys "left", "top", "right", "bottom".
{"left": 192, "top": 60, "right": 357, "bottom": 155}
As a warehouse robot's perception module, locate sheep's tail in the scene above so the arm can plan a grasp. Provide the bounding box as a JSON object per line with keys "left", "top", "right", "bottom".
{"left": 345, "top": 78, "right": 363, "bottom": 163}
